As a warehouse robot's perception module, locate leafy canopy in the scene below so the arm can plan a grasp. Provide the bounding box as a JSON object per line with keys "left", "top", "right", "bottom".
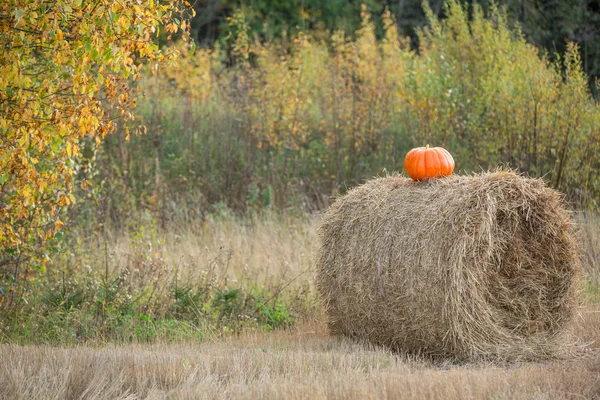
{"left": 0, "top": 0, "right": 191, "bottom": 264}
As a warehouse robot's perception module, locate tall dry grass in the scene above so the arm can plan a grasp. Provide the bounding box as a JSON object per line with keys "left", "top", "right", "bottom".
{"left": 580, "top": 212, "right": 600, "bottom": 284}
{"left": 0, "top": 213, "right": 320, "bottom": 344}
{"left": 4, "top": 209, "right": 600, "bottom": 343}
{"left": 95, "top": 213, "right": 318, "bottom": 305}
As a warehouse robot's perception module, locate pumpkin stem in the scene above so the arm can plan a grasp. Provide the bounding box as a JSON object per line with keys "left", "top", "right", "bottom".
{"left": 426, "top": 144, "right": 430, "bottom": 149}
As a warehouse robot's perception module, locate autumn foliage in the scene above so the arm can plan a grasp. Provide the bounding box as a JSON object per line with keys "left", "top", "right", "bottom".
{"left": 0, "top": 0, "right": 190, "bottom": 264}
{"left": 115, "top": 2, "right": 600, "bottom": 221}
{"left": 2, "top": 0, "right": 600, "bottom": 265}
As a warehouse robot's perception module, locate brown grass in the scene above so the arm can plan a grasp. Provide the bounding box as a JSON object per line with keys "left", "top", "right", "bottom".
{"left": 75, "top": 213, "right": 319, "bottom": 316}
{"left": 579, "top": 212, "right": 600, "bottom": 284}
{"left": 1, "top": 206, "right": 599, "bottom": 399}
{"left": 317, "top": 171, "right": 580, "bottom": 361}
{"left": 1, "top": 309, "right": 600, "bottom": 400}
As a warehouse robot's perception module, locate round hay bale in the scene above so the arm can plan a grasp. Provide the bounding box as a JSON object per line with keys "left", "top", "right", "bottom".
{"left": 316, "top": 170, "right": 580, "bottom": 360}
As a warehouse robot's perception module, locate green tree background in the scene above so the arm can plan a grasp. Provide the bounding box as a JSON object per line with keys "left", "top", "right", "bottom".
{"left": 191, "top": 0, "right": 600, "bottom": 92}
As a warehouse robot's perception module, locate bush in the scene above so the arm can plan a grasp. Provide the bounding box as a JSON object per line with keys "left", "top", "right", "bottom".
{"left": 85, "top": 1, "right": 600, "bottom": 232}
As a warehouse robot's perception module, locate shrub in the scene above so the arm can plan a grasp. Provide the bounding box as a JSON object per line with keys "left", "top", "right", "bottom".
{"left": 88, "top": 1, "right": 600, "bottom": 231}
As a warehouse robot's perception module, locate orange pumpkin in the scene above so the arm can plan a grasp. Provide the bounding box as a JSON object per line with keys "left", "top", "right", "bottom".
{"left": 404, "top": 145, "right": 454, "bottom": 181}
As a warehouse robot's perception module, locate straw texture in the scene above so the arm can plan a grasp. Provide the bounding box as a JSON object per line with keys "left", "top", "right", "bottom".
{"left": 316, "top": 171, "right": 580, "bottom": 360}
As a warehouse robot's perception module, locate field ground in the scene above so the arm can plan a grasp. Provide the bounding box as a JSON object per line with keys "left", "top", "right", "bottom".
{"left": 2, "top": 304, "right": 600, "bottom": 400}
{"left": 2, "top": 214, "right": 599, "bottom": 399}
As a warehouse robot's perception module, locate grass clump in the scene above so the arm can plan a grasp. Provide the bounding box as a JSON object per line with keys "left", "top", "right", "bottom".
{"left": 0, "top": 270, "right": 294, "bottom": 345}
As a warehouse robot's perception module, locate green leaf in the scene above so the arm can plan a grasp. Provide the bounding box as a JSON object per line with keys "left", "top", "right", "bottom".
{"left": 103, "top": 48, "right": 112, "bottom": 62}
{"left": 14, "top": 9, "right": 25, "bottom": 22}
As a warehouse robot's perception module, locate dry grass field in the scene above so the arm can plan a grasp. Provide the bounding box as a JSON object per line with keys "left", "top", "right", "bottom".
{"left": 1, "top": 310, "right": 600, "bottom": 400}
{"left": 1, "top": 213, "right": 600, "bottom": 399}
